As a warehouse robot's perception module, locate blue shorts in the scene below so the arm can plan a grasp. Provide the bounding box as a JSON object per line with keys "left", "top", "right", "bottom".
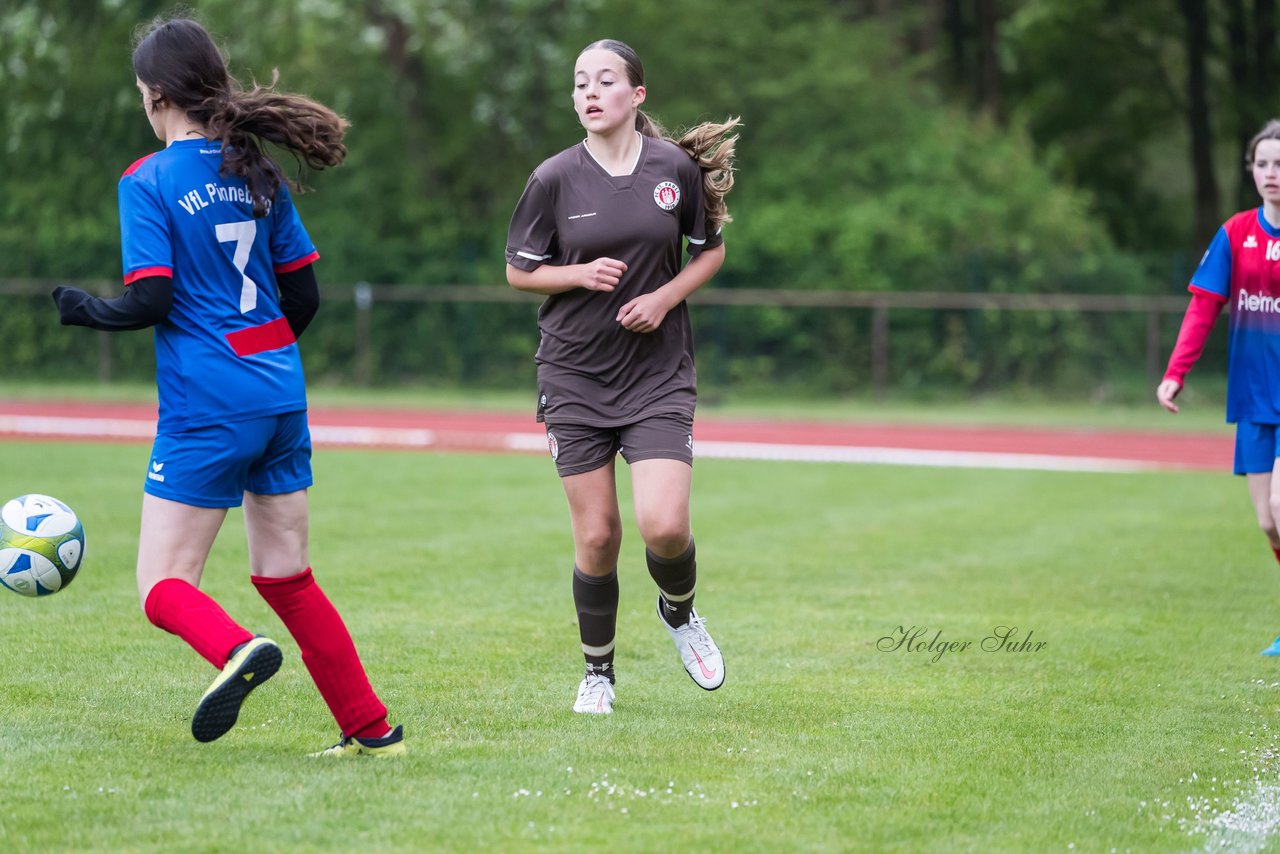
{"left": 1234, "top": 420, "right": 1280, "bottom": 475}
{"left": 143, "top": 411, "right": 313, "bottom": 508}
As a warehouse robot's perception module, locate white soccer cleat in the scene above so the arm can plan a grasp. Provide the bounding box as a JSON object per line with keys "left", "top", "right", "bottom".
{"left": 657, "top": 598, "right": 725, "bottom": 690}
{"left": 573, "top": 673, "right": 615, "bottom": 714}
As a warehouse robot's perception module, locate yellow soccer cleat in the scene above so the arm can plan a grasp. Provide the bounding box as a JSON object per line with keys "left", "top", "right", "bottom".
{"left": 312, "top": 724, "right": 406, "bottom": 758}
{"left": 191, "top": 636, "right": 282, "bottom": 743}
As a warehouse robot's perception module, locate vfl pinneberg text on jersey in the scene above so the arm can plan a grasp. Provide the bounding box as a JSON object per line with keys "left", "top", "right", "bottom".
{"left": 176, "top": 182, "right": 257, "bottom": 216}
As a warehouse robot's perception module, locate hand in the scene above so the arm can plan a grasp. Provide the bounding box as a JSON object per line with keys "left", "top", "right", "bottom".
{"left": 578, "top": 257, "right": 627, "bottom": 292}
{"left": 51, "top": 285, "right": 87, "bottom": 326}
{"left": 616, "top": 291, "right": 671, "bottom": 333}
{"left": 1156, "top": 378, "right": 1182, "bottom": 413}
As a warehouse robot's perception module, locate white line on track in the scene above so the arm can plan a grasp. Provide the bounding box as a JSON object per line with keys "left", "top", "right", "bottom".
{"left": 0, "top": 414, "right": 1165, "bottom": 474}
{"left": 507, "top": 434, "right": 1160, "bottom": 473}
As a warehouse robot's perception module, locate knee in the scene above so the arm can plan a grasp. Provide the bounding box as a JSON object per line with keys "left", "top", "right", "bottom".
{"left": 137, "top": 563, "right": 202, "bottom": 619}
{"left": 576, "top": 518, "right": 623, "bottom": 559}
{"left": 640, "top": 518, "right": 690, "bottom": 558}
{"left": 139, "top": 576, "right": 181, "bottom": 624}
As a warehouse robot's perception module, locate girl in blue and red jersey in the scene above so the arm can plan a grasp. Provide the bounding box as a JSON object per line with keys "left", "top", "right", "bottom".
{"left": 1159, "top": 119, "right": 1280, "bottom": 656}
{"left": 51, "top": 17, "right": 403, "bottom": 755}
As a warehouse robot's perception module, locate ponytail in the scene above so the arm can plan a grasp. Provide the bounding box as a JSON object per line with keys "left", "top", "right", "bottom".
{"left": 202, "top": 72, "right": 349, "bottom": 218}
{"left": 638, "top": 113, "right": 739, "bottom": 234}
{"left": 133, "top": 16, "right": 348, "bottom": 218}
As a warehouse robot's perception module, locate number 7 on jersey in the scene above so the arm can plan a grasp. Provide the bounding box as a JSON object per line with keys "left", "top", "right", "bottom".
{"left": 215, "top": 220, "right": 259, "bottom": 313}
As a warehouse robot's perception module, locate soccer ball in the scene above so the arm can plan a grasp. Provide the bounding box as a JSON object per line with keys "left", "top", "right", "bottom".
{"left": 0, "top": 494, "right": 85, "bottom": 597}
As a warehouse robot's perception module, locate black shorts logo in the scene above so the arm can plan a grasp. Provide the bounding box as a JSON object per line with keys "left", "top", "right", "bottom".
{"left": 547, "top": 431, "right": 559, "bottom": 460}
{"left": 538, "top": 392, "right": 548, "bottom": 418}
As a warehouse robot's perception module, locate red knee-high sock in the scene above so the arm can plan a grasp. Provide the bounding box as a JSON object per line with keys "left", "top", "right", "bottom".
{"left": 1272, "top": 546, "right": 1280, "bottom": 566}
{"left": 144, "top": 578, "right": 254, "bottom": 669}
{"left": 251, "top": 568, "right": 388, "bottom": 739}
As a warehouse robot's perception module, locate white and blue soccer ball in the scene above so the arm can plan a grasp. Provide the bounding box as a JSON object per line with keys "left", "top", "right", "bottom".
{"left": 0, "top": 494, "right": 85, "bottom": 597}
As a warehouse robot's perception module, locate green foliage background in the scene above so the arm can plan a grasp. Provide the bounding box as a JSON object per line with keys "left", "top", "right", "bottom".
{"left": 0, "top": 1, "right": 1252, "bottom": 394}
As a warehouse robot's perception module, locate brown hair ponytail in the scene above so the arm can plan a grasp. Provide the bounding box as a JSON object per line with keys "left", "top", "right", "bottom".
{"left": 205, "top": 73, "right": 349, "bottom": 217}
{"left": 582, "top": 39, "right": 739, "bottom": 234}
{"left": 132, "top": 16, "right": 348, "bottom": 218}
{"left": 671, "top": 118, "right": 740, "bottom": 233}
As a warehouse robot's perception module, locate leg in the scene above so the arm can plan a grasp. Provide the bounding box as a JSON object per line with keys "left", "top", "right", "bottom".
{"left": 548, "top": 420, "right": 624, "bottom": 712}
{"left": 562, "top": 464, "right": 622, "bottom": 708}
{"left": 136, "top": 493, "right": 255, "bottom": 670}
{"left": 628, "top": 448, "right": 722, "bottom": 691}
{"left": 1253, "top": 466, "right": 1280, "bottom": 657}
{"left": 1248, "top": 471, "right": 1280, "bottom": 554}
{"left": 1268, "top": 460, "right": 1280, "bottom": 557}
{"left": 1237, "top": 422, "right": 1280, "bottom": 657}
{"left": 1238, "top": 421, "right": 1280, "bottom": 561}
{"left": 136, "top": 492, "right": 226, "bottom": 605}
{"left": 243, "top": 489, "right": 309, "bottom": 578}
{"left": 246, "top": 489, "right": 392, "bottom": 741}
{"left": 562, "top": 462, "right": 624, "bottom": 575}
{"left": 631, "top": 458, "right": 692, "bottom": 558}
{"left": 138, "top": 422, "right": 293, "bottom": 742}
{"left": 137, "top": 494, "right": 278, "bottom": 742}
{"left": 632, "top": 459, "right": 697, "bottom": 624}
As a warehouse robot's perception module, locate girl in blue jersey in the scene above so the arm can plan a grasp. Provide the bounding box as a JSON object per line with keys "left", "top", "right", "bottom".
{"left": 51, "top": 17, "right": 403, "bottom": 755}
{"left": 1159, "top": 119, "right": 1280, "bottom": 657}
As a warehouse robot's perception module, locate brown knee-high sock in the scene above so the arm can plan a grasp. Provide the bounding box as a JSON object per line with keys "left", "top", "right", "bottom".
{"left": 647, "top": 538, "right": 696, "bottom": 628}
{"left": 573, "top": 566, "right": 618, "bottom": 683}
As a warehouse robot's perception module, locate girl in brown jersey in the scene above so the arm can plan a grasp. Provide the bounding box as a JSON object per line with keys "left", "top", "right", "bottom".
{"left": 505, "top": 39, "right": 738, "bottom": 713}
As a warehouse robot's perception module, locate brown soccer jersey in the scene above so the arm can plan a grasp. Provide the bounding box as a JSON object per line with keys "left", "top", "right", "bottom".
{"left": 506, "top": 134, "right": 724, "bottom": 426}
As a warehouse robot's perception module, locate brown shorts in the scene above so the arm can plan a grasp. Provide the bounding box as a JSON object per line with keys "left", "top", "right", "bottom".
{"left": 544, "top": 411, "right": 694, "bottom": 477}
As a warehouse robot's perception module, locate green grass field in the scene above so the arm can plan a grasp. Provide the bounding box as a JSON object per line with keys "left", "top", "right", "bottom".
{"left": 1, "top": 436, "right": 1276, "bottom": 851}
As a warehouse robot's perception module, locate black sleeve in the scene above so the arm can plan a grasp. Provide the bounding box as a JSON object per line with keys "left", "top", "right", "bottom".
{"left": 276, "top": 263, "right": 319, "bottom": 338}
{"left": 52, "top": 277, "right": 173, "bottom": 331}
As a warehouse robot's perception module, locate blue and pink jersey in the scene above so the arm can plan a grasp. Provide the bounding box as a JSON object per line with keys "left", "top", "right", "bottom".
{"left": 1189, "top": 208, "right": 1280, "bottom": 423}
{"left": 119, "top": 139, "right": 318, "bottom": 431}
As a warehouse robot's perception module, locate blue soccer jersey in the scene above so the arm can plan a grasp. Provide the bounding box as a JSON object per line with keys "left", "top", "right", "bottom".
{"left": 119, "top": 139, "right": 318, "bottom": 431}
{"left": 1189, "top": 208, "right": 1280, "bottom": 423}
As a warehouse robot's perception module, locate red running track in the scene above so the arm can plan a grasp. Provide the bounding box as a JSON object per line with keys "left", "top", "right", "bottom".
{"left": 0, "top": 399, "right": 1233, "bottom": 473}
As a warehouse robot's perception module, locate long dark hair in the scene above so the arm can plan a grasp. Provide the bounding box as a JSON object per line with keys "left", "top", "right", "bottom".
{"left": 581, "top": 39, "right": 739, "bottom": 233}
{"left": 132, "top": 16, "right": 348, "bottom": 217}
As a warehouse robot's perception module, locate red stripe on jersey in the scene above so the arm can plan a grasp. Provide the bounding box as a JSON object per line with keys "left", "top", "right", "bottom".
{"left": 121, "top": 152, "right": 158, "bottom": 178}
{"left": 274, "top": 251, "right": 320, "bottom": 274}
{"left": 124, "top": 266, "right": 173, "bottom": 285}
{"left": 225, "top": 318, "right": 296, "bottom": 357}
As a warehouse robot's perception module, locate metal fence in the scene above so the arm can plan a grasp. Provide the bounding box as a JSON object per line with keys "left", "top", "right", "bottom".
{"left": 3, "top": 278, "right": 1194, "bottom": 396}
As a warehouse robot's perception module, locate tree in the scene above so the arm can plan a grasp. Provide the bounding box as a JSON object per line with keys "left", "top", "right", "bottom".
{"left": 1178, "top": 0, "right": 1220, "bottom": 246}
{"left": 1226, "top": 0, "right": 1277, "bottom": 209}
{"left": 0, "top": 0, "right": 1136, "bottom": 296}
